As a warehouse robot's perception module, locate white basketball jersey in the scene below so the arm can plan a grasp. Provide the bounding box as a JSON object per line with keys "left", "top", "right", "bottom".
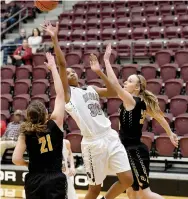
{"left": 65, "top": 86, "right": 111, "bottom": 137}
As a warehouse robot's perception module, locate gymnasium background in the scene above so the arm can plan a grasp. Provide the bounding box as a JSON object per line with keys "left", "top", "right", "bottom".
{"left": 1, "top": 0, "right": 188, "bottom": 198}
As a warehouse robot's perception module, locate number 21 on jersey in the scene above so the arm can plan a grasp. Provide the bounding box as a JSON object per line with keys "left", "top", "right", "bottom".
{"left": 38, "top": 134, "right": 53, "bottom": 154}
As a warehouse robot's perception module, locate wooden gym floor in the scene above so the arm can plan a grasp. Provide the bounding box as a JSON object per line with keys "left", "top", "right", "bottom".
{"left": 1, "top": 185, "right": 187, "bottom": 199}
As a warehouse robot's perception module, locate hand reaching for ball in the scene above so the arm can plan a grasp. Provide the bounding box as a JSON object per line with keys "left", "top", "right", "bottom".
{"left": 41, "top": 21, "right": 59, "bottom": 39}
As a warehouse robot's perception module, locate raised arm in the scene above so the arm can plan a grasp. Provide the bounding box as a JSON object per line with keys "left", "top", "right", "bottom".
{"left": 90, "top": 54, "right": 117, "bottom": 98}
{"left": 41, "top": 21, "right": 70, "bottom": 103}
{"left": 44, "top": 52, "right": 65, "bottom": 129}
{"left": 146, "top": 110, "right": 178, "bottom": 148}
{"left": 104, "top": 44, "right": 135, "bottom": 110}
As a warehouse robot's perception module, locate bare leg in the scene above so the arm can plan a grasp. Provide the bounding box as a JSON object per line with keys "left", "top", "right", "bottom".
{"left": 138, "top": 187, "right": 164, "bottom": 199}
{"left": 105, "top": 170, "right": 133, "bottom": 199}
{"left": 84, "top": 184, "right": 101, "bottom": 199}
{"left": 127, "top": 187, "right": 140, "bottom": 199}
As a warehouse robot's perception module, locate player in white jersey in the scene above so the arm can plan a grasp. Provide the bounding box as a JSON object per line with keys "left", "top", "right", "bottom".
{"left": 41, "top": 21, "right": 133, "bottom": 199}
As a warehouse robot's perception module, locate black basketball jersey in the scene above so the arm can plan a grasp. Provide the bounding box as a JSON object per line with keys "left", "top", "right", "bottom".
{"left": 119, "top": 96, "right": 147, "bottom": 146}
{"left": 25, "top": 120, "right": 64, "bottom": 173}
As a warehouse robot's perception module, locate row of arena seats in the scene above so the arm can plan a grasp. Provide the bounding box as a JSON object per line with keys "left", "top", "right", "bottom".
{"left": 43, "top": 26, "right": 188, "bottom": 41}
{"left": 11, "top": 49, "right": 188, "bottom": 67}
{"left": 62, "top": 3, "right": 188, "bottom": 20}
{"left": 57, "top": 15, "right": 188, "bottom": 30}
{"left": 1, "top": 62, "right": 188, "bottom": 82}
{"left": 73, "top": 1, "right": 188, "bottom": 10}
{"left": 1, "top": 132, "right": 188, "bottom": 165}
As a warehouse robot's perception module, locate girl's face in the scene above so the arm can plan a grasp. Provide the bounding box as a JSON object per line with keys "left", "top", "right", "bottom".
{"left": 123, "top": 75, "right": 140, "bottom": 94}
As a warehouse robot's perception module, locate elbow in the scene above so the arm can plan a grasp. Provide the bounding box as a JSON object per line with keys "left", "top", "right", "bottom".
{"left": 12, "top": 156, "right": 23, "bottom": 165}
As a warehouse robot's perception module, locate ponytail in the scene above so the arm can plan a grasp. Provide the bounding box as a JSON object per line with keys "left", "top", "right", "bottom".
{"left": 20, "top": 121, "right": 47, "bottom": 135}
{"left": 141, "top": 89, "right": 163, "bottom": 116}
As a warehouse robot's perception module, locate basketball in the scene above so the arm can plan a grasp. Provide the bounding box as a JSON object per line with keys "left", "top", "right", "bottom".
{"left": 34, "top": 0, "right": 58, "bottom": 12}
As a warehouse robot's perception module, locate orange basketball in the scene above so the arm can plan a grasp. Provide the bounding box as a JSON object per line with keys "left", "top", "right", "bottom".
{"left": 34, "top": 0, "right": 58, "bottom": 12}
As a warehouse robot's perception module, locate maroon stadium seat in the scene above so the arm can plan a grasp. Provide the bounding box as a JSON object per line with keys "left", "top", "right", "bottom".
{"left": 164, "top": 79, "right": 183, "bottom": 98}
{"left": 160, "top": 63, "right": 178, "bottom": 82}
{"left": 165, "top": 26, "right": 182, "bottom": 39}
{"left": 1, "top": 65, "right": 15, "bottom": 80}
{"left": 174, "top": 4, "right": 188, "bottom": 15}
{"left": 178, "top": 15, "right": 188, "bottom": 26}
{"left": 32, "top": 53, "right": 46, "bottom": 67}
{"left": 149, "top": 42, "right": 164, "bottom": 56}
{"left": 32, "top": 65, "right": 49, "bottom": 80}
{"left": 182, "top": 26, "right": 188, "bottom": 39}
{"left": 174, "top": 113, "right": 188, "bottom": 136}
{"left": 175, "top": 50, "right": 188, "bottom": 68}
{"left": 87, "top": 79, "right": 104, "bottom": 88}
{"left": 152, "top": 113, "right": 173, "bottom": 135}
{"left": 116, "top": 28, "right": 132, "bottom": 40}
{"left": 101, "top": 17, "right": 115, "bottom": 29}
{"left": 140, "top": 64, "right": 158, "bottom": 80}
{"left": 132, "top": 27, "right": 149, "bottom": 40}
{"left": 157, "top": 95, "right": 168, "bottom": 112}
{"left": 141, "top": 132, "right": 154, "bottom": 151}
{"left": 146, "top": 79, "right": 162, "bottom": 95}
{"left": 160, "top": 5, "right": 174, "bottom": 16}
{"left": 116, "top": 40, "right": 131, "bottom": 58}
{"left": 148, "top": 26, "right": 165, "bottom": 39}
{"left": 87, "top": 18, "right": 100, "bottom": 29}
{"left": 133, "top": 42, "right": 149, "bottom": 58}
{"left": 170, "top": 95, "right": 188, "bottom": 117}
{"left": 107, "top": 97, "right": 122, "bottom": 115}
{"left": 1, "top": 79, "right": 13, "bottom": 95}
{"left": 14, "top": 79, "right": 31, "bottom": 96}
{"left": 31, "top": 79, "right": 49, "bottom": 97}
{"left": 155, "top": 50, "right": 173, "bottom": 67}
{"left": 15, "top": 65, "right": 32, "bottom": 80}
{"left": 181, "top": 64, "right": 188, "bottom": 82}
{"left": 12, "top": 94, "right": 30, "bottom": 111}
{"left": 147, "top": 16, "right": 162, "bottom": 27}
{"left": 66, "top": 116, "right": 79, "bottom": 132}
{"left": 166, "top": 41, "right": 184, "bottom": 53}
{"left": 121, "top": 64, "right": 138, "bottom": 81}
{"left": 131, "top": 16, "right": 146, "bottom": 28}
{"left": 144, "top": 6, "right": 159, "bottom": 16}
{"left": 65, "top": 133, "right": 82, "bottom": 153}
{"left": 65, "top": 51, "right": 82, "bottom": 66}
{"left": 86, "top": 29, "right": 101, "bottom": 40}
{"left": 115, "top": 7, "right": 130, "bottom": 18}
{"left": 179, "top": 135, "right": 188, "bottom": 157}
{"left": 156, "top": 134, "right": 175, "bottom": 156}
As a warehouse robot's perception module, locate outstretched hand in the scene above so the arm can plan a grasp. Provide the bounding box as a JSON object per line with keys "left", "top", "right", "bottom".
{"left": 169, "top": 132, "right": 179, "bottom": 148}
{"left": 40, "top": 20, "right": 59, "bottom": 39}
{"left": 90, "top": 54, "right": 101, "bottom": 73}
{"left": 104, "top": 43, "right": 112, "bottom": 60}
{"left": 44, "top": 52, "right": 56, "bottom": 70}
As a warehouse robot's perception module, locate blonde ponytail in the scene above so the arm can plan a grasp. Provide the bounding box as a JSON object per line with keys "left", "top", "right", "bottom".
{"left": 137, "top": 75, "right": 163, "bottom": 116}
{"left": 141, "top": 90, "right": 163, "bottom": 115}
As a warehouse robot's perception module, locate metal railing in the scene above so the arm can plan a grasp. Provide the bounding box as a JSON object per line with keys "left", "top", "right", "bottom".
{"left": 1, "top": 7, "right": 29, "bottom": 35}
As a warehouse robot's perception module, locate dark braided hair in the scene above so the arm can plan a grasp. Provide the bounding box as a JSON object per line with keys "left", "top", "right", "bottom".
{"left": 20, "top": 100, "right": 48, "bottom": 135}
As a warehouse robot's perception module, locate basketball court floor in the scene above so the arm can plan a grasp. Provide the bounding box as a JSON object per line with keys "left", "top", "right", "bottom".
{"left": 1, "top": 185, "right": 186, "bottom": 199}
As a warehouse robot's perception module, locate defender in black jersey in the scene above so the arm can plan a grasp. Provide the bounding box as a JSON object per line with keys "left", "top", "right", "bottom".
{"left": 95, "top": 44, "right": 178, "bottom": 199}
{"left": 12, "top": 53, "right": 67, "bottom": 199}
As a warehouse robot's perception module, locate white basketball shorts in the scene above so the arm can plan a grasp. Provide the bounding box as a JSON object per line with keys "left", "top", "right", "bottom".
{"left": 81, "top": 129, "right": 131, "bottom": 185}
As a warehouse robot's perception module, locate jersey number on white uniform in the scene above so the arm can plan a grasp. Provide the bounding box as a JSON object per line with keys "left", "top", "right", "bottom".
{"left": 88, "top": 103, "right": 103, "bottom": 117}
{"left": 38, "top": 134, "right": 53, "bottom": 154}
